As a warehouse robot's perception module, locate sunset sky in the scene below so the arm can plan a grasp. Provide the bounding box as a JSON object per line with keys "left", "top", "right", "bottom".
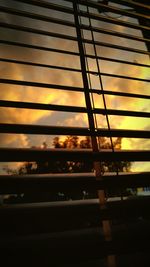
{"left": 0, "top": 0, "right": 149, "bottom": 173}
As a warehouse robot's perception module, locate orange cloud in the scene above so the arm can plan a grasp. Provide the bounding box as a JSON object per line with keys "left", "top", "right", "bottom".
{"left": 0, "top": 4, "right": 149, "bottom": 175}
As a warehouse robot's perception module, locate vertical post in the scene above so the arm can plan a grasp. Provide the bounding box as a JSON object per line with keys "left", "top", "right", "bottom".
{"left": 73, "top": 2, "right": 116, "bottom": 267}
{"left": 73, "top": 3, "right": 97, "bottom": 148}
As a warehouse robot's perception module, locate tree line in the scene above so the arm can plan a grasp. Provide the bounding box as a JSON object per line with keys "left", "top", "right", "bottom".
{"left": 5, "top": 136, "right": 132, "bottom": 203}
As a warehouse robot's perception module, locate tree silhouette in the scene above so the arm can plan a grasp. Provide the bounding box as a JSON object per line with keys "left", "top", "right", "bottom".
{"left": 5, "top": 136, "right": 131, "bottom": 203}
{"left": 16, "top": 136, "right": 130, "bottom": 175}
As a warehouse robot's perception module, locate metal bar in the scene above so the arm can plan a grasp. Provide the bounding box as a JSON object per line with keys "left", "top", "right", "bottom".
{"left": 80, "top": 23, "right": 150, "bottom": 44}
{"left": 11, "top": 0, "right": 150, "bottom": 14}
{"left": 1, "top": 98, "right": 149, "bottom": 118}
{"left": 1, "top": 56, "right": 149, "bottom": 75}
{"left": 0, "top": 78, "right": 84, "bottom": 92}
{"left": 0, "top": 23, "right": 77, "bottom": 42}
{"left": 1, "top": 5, "right": 150, "bottom": 44}
{"left": 0, "top": 58, "right": 81, "bottom": 73}
{"left": 0, "top": 172, "right": 150, "bottom": 194}
{"left": 9, "top": 0, "right": 150, "bottom": 31}
{"left": 1, "top": 75, "right": 149, "bottom": 92}
{"left": 67, "top": 0, "right": 150, "bottom": 21}
{"left": 2, "top": 59, "right": 150, "bottom": 80}
{"left": 1, "top": 59, "right": 150, "bottom": 84}
{"left": 79, "top": 9, "right": 150, "bottom": 32}
{"left": 0, "top": 100, "right": 86, "bottom": 113}
{"left": 1, "top": 197, "right": 150, "bottom": 223}
{"left": 9, "top": 0, "right": 75, "bottom": 15}
{"left": 1, "top": 40, "right": 149, "bottom": 68}
{"left": 0, "top": 123, "right": 150, "bottom": 138}
{"left": 94, "top": 107, "right": 150, "bottom": 118}
{"left": 0, "top": 148, "right": 149, "bottom": 162}
{"left": 73, "top": 1, "right": 99, "bottom": 154}
{"left": 0, "top": 5, "right": 75, "bottom": 28}
{"left": 86, "top": 54, "right": 150, "bottom": 68}
{"left": 110, "top": 0, "right": 150, "bottom": 11}
{"left": 1, "top": 22, "right": 150, "bottom": 55}
{"left": 83, "top": 36, "right": 150, "bottom": 56}
{"left": 88, "top": 70, "right": 150, "bottom": 82}
{"left": 0, "top": 40, "right": 79, "bottom": 57}
{"left": 97, "top": 90, "right": 150, "bottom": 100}
{"left": 102, "top": 172, "right": 150, "bottom": 189}
{"left": 1, "top": 78, "right": 149, "bottom": 99}
{"left": 0, "top": 22, "right": 150, "bottom": 55}
{"left": 0, "top": 123, "right": 90, "bottom": 136}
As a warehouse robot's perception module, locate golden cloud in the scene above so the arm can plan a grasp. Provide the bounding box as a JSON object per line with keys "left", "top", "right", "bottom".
{"left": 0, "top": 4, "right": 149, "bottom": 163}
